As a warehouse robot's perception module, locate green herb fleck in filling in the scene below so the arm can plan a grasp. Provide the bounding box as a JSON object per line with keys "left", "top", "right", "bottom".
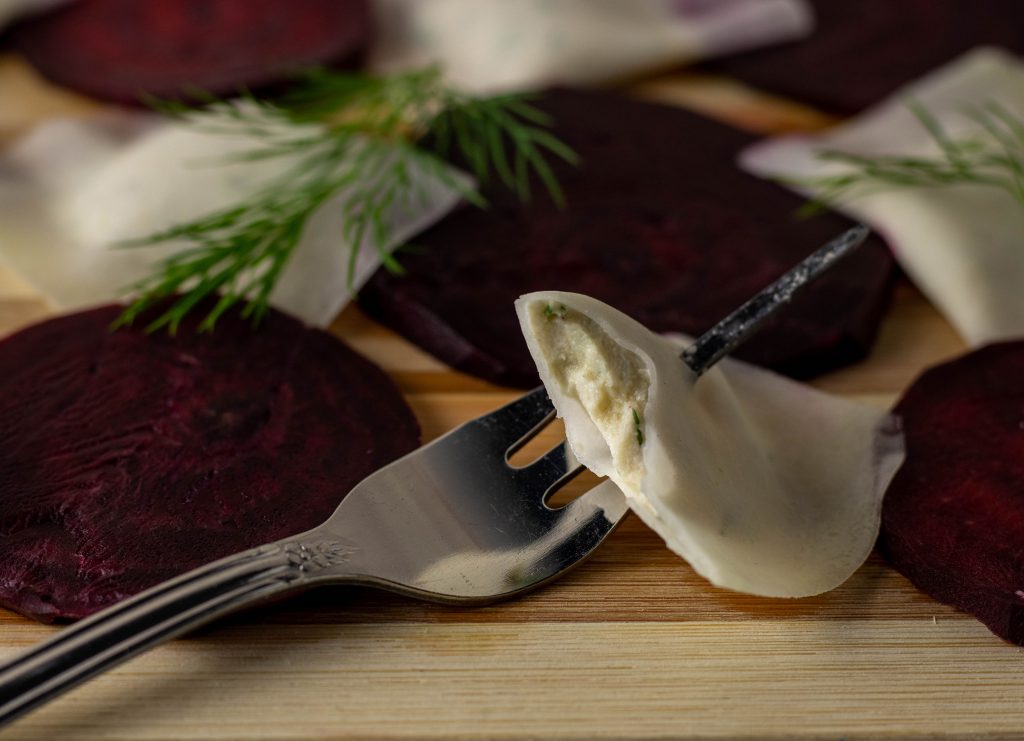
{"left": 632, "top": 408, "right": 645, "bottom": 447}
{"left": 543, "top": 303, "right": 569, "bottom": 320}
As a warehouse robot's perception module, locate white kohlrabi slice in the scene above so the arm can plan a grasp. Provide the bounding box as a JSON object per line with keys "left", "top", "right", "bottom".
{"left": 0, "top": 109, "right": 465, "bottom": 326}
{"left": 369, "top": 0, "right": 811, "bottom": 94}
{"left": 517, "top": 291, "right": 904, "bottom": 598}
{"left": 740, "top": 47, "right": 1024, "bottom": 347}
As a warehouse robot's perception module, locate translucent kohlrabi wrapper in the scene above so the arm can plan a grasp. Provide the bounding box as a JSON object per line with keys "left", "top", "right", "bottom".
{"left": 0, "top": 108, "right": 465, "bottom": 325}
{"left": 741, "top": 48, "right": 1024, "bottom": 347}
{"left": 370, "top": 0, "right": 811, "bottom": 94}
{"left": 517, "top": 291, "right": 904, "bottom": 597}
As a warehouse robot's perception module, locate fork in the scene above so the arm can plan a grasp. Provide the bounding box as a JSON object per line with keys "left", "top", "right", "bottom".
{"left": 0, "top": 388, "right": 624, "bottom": 725}
{"left": 0, "top": 224, "right": 869, "bottom": 726}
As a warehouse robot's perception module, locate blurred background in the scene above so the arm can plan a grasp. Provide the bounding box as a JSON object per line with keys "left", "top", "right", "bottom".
{"left": 5, "top": 4, "right": 1024, "bottom": 738}
{"left": 2, "top": 0, "right": 1022, "bottom": 131}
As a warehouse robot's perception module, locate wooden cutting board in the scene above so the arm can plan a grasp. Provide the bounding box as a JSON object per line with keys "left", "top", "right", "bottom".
{"left": 3, "top": 57, "right": 1021, "bottom": 741}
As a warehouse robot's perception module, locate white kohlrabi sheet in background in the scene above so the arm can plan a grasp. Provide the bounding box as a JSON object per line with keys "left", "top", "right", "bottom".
{"left": 0, "top": 111, "right": 465, "bottom": 325}
{"left": 741, "top": 47, "right": 1024, "bottom": 347}
{"left": 370, "top": 0, "right": 812, "bottom": 93}
{"left": 517, "top": 291, "right": 904, "bottom": 598}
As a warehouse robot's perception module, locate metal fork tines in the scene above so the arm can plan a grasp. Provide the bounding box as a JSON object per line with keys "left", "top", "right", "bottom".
{"left": 322, "top": 387, "right": 627, "bottom": 601}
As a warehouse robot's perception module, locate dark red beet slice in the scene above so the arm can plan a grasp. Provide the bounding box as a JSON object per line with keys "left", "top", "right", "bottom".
{"left": 8, "top": 0, "right": 371, "bottom": 104}
{"left": 0, "top": 302, "right": 418, "bottom": 622}
{"left": 879, "top": 342, "right": 1024, "bottom": 644}
{"left": 359, "top": 88, "right": 894, "bottom": 388}
{"left": 704, "top": 0, "right": 1024, "bottom": 114}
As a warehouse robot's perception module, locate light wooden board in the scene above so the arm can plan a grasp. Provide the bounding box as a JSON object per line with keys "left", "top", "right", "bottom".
{"left": 0, "top": 57, "right": 1004, "bottom": 741}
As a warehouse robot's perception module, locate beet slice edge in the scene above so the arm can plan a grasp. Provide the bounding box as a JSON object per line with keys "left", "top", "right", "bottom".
{"left": 0, "top": 302, "right": 419, "bottom": 622}
{"left": 8, "top": 0, "right": 372, "bottom": 104}
{"left": 879, "top": 341, "right": 1024, "bottom": 644}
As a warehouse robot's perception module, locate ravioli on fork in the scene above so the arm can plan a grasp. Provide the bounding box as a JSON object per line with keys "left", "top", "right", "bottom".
{"left": 518, "top": 290, "right": 904, "bottom": 597}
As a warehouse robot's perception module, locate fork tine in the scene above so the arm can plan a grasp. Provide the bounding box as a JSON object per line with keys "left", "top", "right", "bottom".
{"left": 565, "top": 479, "right": 631, "bottom": 522}
{"left": 469, "top": 386, "right": 555, "bottom": 449}
{"left": 512, "top": 440, "right": 583, "bottom": 495}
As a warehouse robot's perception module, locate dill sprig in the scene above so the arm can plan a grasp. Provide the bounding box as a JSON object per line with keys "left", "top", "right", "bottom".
{"left": 117, "top": 66, "right": 578, "bottom": 333}
{"left": 793, "top": 100, "right": 1024, "bottom": 218}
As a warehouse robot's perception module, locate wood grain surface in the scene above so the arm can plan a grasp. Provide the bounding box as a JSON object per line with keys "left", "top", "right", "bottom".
{"left": 0, "top": 55, "right": 1011, "bottom": 741}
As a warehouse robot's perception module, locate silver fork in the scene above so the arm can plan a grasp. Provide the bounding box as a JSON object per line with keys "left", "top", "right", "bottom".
{"left": 0, "top": 224, "right": 869, "bottom": 726}
{"left": 0, "top": 389, "right": 623, "bottom": 725}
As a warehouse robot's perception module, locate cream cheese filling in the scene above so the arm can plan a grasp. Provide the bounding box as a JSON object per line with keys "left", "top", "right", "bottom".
{"left": 524, "top": 300, "right": 648, "bottom": 493}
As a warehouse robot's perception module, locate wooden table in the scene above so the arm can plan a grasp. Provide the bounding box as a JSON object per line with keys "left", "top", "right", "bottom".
{"left": 3, "top": 57, "right": 1021, "bottom": 741}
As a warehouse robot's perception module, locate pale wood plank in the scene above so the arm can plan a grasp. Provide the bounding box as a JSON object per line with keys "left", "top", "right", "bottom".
{"left": 0, "top": 295, "right": 51, "bottom": 337}
{"left": 0, "top": 56, "right": 99, "bottom": 144}
{"left": 1, "top": 620, "right": 1021, "bottom": 741}
{"left": 628, "top": 71, "right": 840, "bottom": 134}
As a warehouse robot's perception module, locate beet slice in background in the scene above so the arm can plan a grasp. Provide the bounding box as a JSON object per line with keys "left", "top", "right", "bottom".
{"left": 703, "top": 0, "right": 1024, "bottom": 115}
{"left": 879, "top": 342, "right": 1024, "bottom": 644}
{"left": 0, "top": 302, "right": 419, "bottom": 623}
{"left": 7, "top": 0, "right": 372, "bottom": 104}
{"left": 359, "top": 88, "right": 895, "bottom": 388}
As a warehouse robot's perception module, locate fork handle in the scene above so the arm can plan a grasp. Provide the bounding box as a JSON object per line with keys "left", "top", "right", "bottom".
{"left": 0, "top": 533, "right": 331, "bottom": 727}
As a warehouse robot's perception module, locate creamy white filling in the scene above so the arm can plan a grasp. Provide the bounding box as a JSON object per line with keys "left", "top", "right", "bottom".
{"left": 525, "top": 301, "right": 648, "bottom": 492}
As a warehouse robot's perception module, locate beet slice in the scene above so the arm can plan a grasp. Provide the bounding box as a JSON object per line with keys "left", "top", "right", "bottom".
{"left": 8, "top": 0, "right": 372, "bottom": 104}
{"left": 704, "top": 0, "right": 1024, "bottom": 114}
{"left": 0, "top": 302, "right": 418, "bottom": 622}
{"left": 879, "top": 342, "right": 1024, "bottom": 644}
{"left": 359, "top": 88, "right": 895, "bottom": 388}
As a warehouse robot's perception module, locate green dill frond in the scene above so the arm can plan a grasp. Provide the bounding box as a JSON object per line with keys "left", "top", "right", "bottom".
{"left": 542, "top": 303, "right": 569, "bottom": 320}
{"left": 792, "top": 99, "right": 1024, "bottom": 217}
{"left": 118, "top": 66, "right": 578, "bottom": 332}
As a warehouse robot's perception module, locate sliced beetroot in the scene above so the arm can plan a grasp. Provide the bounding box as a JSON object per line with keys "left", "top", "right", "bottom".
{"left": 8, "top": 0, "right": 371, "bottom": 104}
{"left": 359, "top": 88, "right": 894, "bottom": 388}
{"left": 879, "top": 342, "right": 1024, "bottom": 644}
{"left": 0, "top": 302, "right": 418, "bottom": 622}
{"left": 705, "top": 0, "right": 1024, "bottom": 114}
